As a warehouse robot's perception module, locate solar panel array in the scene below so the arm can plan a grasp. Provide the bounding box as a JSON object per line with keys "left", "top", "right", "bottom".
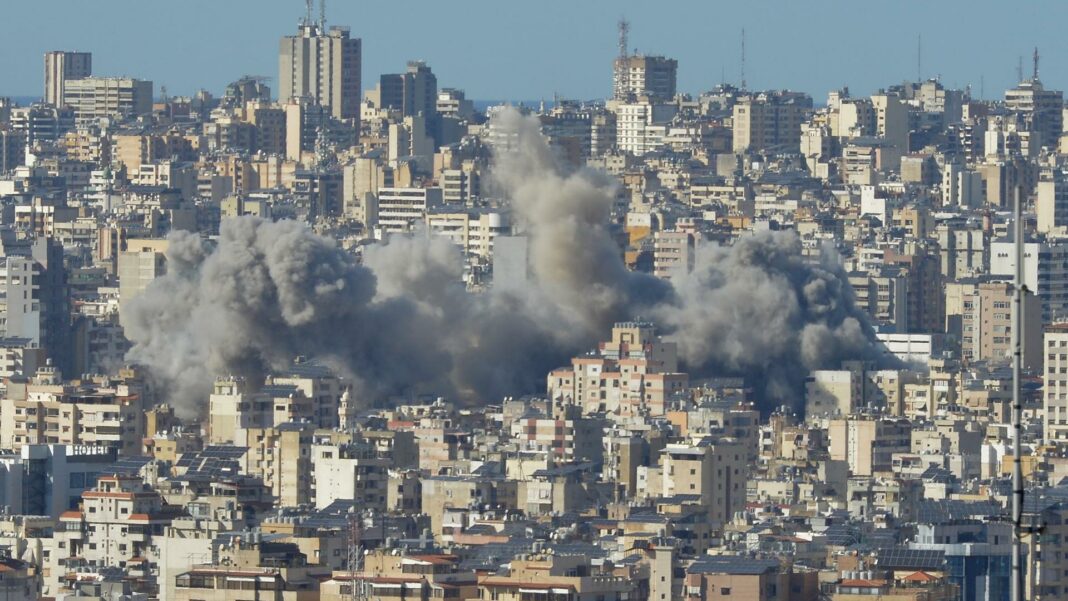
{"left": 175, "top": 446, "right": 247, "bottom": 480}
{"left": 688, "top": 556, "right": 781, "bottom": 575}
{"left": 822, "top": 524, "right": 859, "bottom": 547}
{"left": 111, "top": 456, "right": 153, "bottom": 475}
{"left": 914, "top": 499, "right": 1001, "bottom": 524}
{"left": 876, "top": 548, "right": 945, "bottom": 570}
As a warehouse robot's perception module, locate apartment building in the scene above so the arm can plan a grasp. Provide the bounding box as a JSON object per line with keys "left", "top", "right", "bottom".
{"left": 548, "top": 322, "right": 687, "bottom": 416}
{"left": 0, "top": 367, "right": 145, "bottom": 455}
{"left": 62, "top": 77, "right": 152, "bottom": 126}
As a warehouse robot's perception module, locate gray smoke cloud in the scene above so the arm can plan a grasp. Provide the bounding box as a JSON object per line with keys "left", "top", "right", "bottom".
{"left": 653, "top": 233, "right": 883, "bottom": 402}
{"left": 123, "top": 107, "right": 888, "bottom": 418}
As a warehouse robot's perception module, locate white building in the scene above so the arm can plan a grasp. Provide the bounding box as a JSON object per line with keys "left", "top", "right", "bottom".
{"left": 613, "top": 100, "right": 676, "bottom": 155}
{"left": 376, "top": 187, "right": 443, "bottom": 236}
{"left": 991, "top": 239, "right": 1068, "bottom": 323}
{"left": 1045, "top": 324, "right": 1068, "bottom": 443}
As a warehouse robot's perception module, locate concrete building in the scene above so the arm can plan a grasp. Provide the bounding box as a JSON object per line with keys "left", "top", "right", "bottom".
{"left": 51, "top": 474, "right": 173, "bottom": 592}
{"left": 991, "top": 239, "right": 1068, "bottom": 324}
{"left": 480, "top": 552, "right": 635, "bottom": 601}
{"left": 829, "top": 417, "right": 912, "bottom": 476}
{"left": 1037, "top": 169, "right": 1068, "bottom": 236}
{"left": 377, "top": 61, "right": 437, "bottom": 119}
{"left": 935, "top": 223, "right": 986, "bottom": 280}
{"left": 117, "top": 238, "right": 169, "bottom": 319}
{"left": 0, "top": 238, "right": 72, "bottom": 373}
{"left": 278, "top": 18, "right": 361, "bottom": 121}
{"left": 945, "top": 281, "right": 1041, "bottom": 369}
{"left": 312, "top": 439, "right": 391, "bottom": 511}
{"left": 941, "top": 163, "right": 983, "bottom": 208}
{"left": 614, "top": 99, "right": 676, "bottom": 155}
{"left": 0, "top": 368, "right": 145, "bottom": 455}
{"left": 208, "top": 379, "right": 314, "bottom": 445}
{"left": 376, "top": 186, "right": 442, "bottom": 235}
{"left": 44, "top": 51, "right": 92, "bottom": 108}
{"left": 732, "top": 91, "right": 813, "bottom": 152}
{"left": 1005, "top": 77, "right": 1063, "bottom": 150}
{"left": 548, "top": 322, "right": 686, "bottom": 416}
{"left": 807, "top": 369, "right": 863, "bottom": 416}
{"left": 613, "top": 55, "right": 677, "bottom": 101}
{"left": 1044, "top": 323, "right": 1068, "bottom": 443}
{"left": 659, "top": 438, "right": 748, "bottom": 524}
{"left": 62, "top": 77, "right": 152, "bottom": 126}
{"left": 425, "top": 208, "right": 509, "bottom": 258}
{"left": 653, "top": 231, "right": 695, "bottom": 278}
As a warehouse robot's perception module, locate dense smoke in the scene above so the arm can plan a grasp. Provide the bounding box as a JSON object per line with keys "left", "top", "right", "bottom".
{"left": 124, "top": 107, "right": 887, "bottom": 418}
{"left": 654, "top": 234, "right": 882, "bottom": 401}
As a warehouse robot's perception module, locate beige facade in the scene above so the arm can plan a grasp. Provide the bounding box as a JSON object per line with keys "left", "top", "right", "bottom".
{"left": 279, "top": 23, "right": 361, "bottom": 121}
{"left": 1044, "top": 324, "right": 1068, "bottom": 443}
{"left": 50, "top": 475, "right": 169, "bottom": 595}
{"left": 660, "top": 439, "right": 748, "bottom": 524}
{"left": 44, "top": 51, "right": 91, "bottom": 107}
{"left": 548, "top": 322, "right": 685, "bottom": 416}
{"left": 480, "top": 553, "right": 635, "bottom": 601}
{"left": 945, "top": 281, "right": 1041, "bottom": 369}
{"left": 63, "top": 77, "right": 152, "bottom": 126}
{"left": 829, "top": 417, "right": 912, "bottom": 476}
{"left": 0, "top": 368, "right": 145, "bottom": 454}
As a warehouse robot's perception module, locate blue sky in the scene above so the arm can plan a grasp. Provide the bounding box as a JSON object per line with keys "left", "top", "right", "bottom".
{"left": 1, "top": 0, "right": 1065, "bottom": 102}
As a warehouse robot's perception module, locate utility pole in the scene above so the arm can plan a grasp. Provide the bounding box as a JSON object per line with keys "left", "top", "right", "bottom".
{"left": 1011, "top": 185, "right": 1026, "bottom": 601}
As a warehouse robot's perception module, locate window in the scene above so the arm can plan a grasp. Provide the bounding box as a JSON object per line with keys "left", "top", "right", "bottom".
{"left": 721, "top": 588, "right": 731, "bottom": 595}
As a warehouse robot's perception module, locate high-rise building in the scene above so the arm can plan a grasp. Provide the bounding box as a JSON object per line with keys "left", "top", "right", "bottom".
{"left": 944, "top": 280, "right": 1041, "bottom": 368}
{"left": 278, "top": 15, "right": 361, "bottom": 122}
{"left": 613, "top": 55, "right": 677, "bottom": 101}
{"left": 614, "top": 99, "right": 677, "bottom": 155}
{"left": 378, "top": 61, "right": 437, "bottom": 118}
{"left": 1043, "top": 323, "right": 1068, "bottom": 443}
{"left": 0, "top": 238, "right": 71, "bottom": 374}
{"left": 659, "top": 439, "right": 748, "bottom": 524}
{"left": 9, "top": 104, "right": 75, "bottom": 144}
{"left": 43, "top": 51, "right": 91, "bottom": 107}
{"left": 1038, "top": 169, "right": 1068, "bottom": 236}
{"left": 991, "top": 239, "right": 1068, "bottom": 324}
{"left": 62, "top": 77, "right": 153, "bottom": 126}
{"left": 1005, "top": 77, "right": 1063, "bottom": 150}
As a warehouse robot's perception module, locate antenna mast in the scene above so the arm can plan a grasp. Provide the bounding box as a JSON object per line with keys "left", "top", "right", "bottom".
{"left": 320, "top": 0, "right": 326, "bottom": 30}
{"left": 740, "top": 28, "right": 747, "bottom": 90}
{"left": 348, "top": 509, "right": 363, "bottom": 601}
{"left": 917, "top": 34, "right": 922, "bottom": 82}
{"left": 1033, "top": 47, "right": 1040, "bottom": 81}
{"left": 305, "top": 0, "right": 313, "bottom": 26}
{"left": 614, "top": 18, "right": 630, "bottom": 100}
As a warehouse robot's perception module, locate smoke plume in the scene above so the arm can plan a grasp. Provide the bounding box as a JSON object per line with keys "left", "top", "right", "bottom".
{"left": 123, "top": 107, "right": 887, "bottom": 418}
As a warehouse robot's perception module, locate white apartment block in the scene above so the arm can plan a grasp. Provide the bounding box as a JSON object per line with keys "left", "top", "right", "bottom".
{"left": 1045, "top": 324, "right": 1068, "bottom": 443}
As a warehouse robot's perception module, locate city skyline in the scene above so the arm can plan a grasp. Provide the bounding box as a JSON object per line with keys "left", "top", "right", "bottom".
{"left": 2, "top": 0, "right": 1067, "bottom": 102}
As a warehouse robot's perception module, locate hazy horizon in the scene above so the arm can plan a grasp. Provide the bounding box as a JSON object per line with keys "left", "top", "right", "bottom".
{"left": 2, "top": 0, "right": 1066, "bottom": 102}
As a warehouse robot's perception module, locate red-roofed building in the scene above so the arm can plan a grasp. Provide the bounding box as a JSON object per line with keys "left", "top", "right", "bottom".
{"left": 48, "top": 473, "right": 176, "bottom": 597}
